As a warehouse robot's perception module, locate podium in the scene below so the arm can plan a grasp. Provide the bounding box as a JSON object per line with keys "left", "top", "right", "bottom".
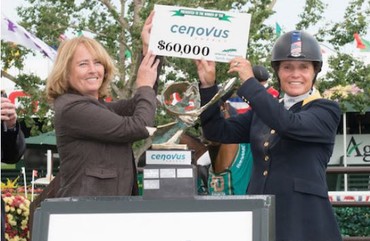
{"left": 31, "top": 149, "right": 276, "bottom": 241}
{"left": 143, "top": 149, "right": 197, "bottom": 199}
{"left": 32, "top": 195, "right": 275, "bottom": 241}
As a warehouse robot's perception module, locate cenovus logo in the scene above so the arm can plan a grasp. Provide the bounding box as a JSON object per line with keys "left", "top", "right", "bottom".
{"left": 347, "top": 136, "right": 370, "bottom": 162}
{"left": 170, "top": 25, "right": 229, "bottom": 39}
{"left": 151, "top": 153, "right": 186, "bottom": 161}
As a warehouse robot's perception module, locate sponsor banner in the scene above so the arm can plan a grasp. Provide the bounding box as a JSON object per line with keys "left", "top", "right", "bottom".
{"left": 329, "top": 134, "right": 370, "bottom": 165}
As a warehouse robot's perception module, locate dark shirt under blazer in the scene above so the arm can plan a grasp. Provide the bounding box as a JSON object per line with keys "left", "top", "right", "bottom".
{"left": 1, "top": 122, "right": 26, "bottom": 241}
{"left": 200, "top": 78, "right": 342, "bottom": 241}
{"left": 1, "top": 122, "right": 26, "bottom": 164}
{"left": 54, "top": 87, "right": 156, "bottom": 197}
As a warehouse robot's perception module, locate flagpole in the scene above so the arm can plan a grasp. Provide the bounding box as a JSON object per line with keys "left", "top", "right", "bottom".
{"left": 21, "top": 167, "right": 27, "bottom": 198}
{"left": 47, "top": 149, "right": 52, "bottom": 181}
{"left": 318, "top": 43, "right": 338, "bottom": 53}
{"left": 31, "top": 170, "right": 37, "bottom": 201}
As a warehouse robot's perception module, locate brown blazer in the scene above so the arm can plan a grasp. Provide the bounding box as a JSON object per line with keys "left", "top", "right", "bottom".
{"left": 53, "top": 87, "right": 156, "bottom": 197}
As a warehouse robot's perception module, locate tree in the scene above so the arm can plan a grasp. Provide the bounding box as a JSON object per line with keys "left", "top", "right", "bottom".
{"left": 1, "top": 0, "right": 276, "bottom": 135}
{"left": 314, "top": 0, "right": 370, "bottom": 114}
{"left": 1, "top": 0, "right": 369, "bottom": 137}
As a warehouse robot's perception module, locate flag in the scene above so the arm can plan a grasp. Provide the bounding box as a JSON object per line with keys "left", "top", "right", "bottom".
{"left": 354, "top": 33, "right": 365, "bottom": 49}
{"left": 125, "top": 49, "right": 132, "bottom": 58}
{"left": 353, "top": 33, "right": 370, "bottom": 52}
{"left": 58, "top": 33, "right": 67, "bottom": 42}
{"left": 227, "top": 96, "right": 250, "bottom": 114}
{"left": 318, "top": 43, "right": 337, "bottom": 56}
{"left": 1, "top": 12, "right": 57, "bottom": 60}
{"left": 275, "top": 22, "right": 282, "bottom": 37}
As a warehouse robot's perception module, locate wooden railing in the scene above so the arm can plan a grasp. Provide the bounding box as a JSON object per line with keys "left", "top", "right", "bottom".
{"left": 327, "top": 166, "right": 370, "bottom": 174}
{"left": 341, "top": 238, "right": 370, "bottom": 241}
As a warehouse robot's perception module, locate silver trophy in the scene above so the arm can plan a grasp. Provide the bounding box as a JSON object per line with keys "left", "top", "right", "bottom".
{"left": 151, "top": 77, "right": 237, "bottom": 149}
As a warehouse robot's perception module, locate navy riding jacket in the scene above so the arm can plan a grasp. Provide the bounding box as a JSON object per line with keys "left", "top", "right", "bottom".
{"left": 200, "top": 78, "right": 342, "bottom": 241}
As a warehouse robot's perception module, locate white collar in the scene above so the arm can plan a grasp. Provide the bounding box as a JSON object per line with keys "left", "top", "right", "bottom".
{"left": 283, "top": 88, "right": 316, "bottom": 110}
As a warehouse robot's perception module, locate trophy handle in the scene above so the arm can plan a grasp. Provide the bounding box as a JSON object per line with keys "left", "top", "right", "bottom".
{"left": 198, "top": 77, "right": 237, "bottom": 114}
{"left": 174, "top": 77, "right": 237, "bottom": 124}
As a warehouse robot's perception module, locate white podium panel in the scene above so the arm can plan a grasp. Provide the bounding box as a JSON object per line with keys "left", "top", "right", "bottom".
{"left": 32, "top": 195, "right": 275, "bottom": 241}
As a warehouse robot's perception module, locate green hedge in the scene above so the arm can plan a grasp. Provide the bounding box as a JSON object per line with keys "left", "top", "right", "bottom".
{"left": 335, "top": 207, "right": 370, "bottom": 236}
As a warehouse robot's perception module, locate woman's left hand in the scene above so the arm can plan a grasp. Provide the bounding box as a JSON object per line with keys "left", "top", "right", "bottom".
{"left": 141, "top": 10, "right": 155, "bottom": 56}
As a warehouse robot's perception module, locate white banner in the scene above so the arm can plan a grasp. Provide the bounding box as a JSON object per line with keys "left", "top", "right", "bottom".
{"left": 48, "top": 212, "right": 253, "bottom": 241}
{"left": 148, "top": 5, "right": 251, "bottom": 63}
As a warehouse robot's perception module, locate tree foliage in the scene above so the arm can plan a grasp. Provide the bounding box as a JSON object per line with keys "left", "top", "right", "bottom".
{"left": 314, "top": 0, "right": 370, "bottom": 113}
{"left": 1, "top": 0, "right": 369, "bottom": 137}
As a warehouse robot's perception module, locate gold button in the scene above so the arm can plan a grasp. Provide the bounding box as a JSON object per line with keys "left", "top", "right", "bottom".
{"left": 264, "top": 141, "right": 269, "bottom": 147}
{"left": 270, "top": 129, "right": 276, "bottom": 134}
{"left": 264, "top": 156, "right": 269, "bottom": 161}
{"left": 263, "top": 170, "right": 268, "bottom": 176}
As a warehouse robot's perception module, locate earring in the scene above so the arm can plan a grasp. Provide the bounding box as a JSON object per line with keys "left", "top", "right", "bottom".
{"left": 309, "top": 88, "right": 313, "bottom": 95}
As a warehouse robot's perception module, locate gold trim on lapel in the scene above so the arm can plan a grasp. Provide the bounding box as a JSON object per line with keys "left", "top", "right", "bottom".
{"left": 302, "top": 92, "right": 322, "bottom": 107}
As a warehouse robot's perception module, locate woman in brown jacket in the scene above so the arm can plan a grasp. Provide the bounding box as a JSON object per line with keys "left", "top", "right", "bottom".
{"left": 46, "top": 13, "right": 160, "bottom": 197}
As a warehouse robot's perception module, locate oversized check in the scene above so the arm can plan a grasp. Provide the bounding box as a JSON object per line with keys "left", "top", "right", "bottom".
{"left": 148, "top": 5, "right": 251, "bottom": 63}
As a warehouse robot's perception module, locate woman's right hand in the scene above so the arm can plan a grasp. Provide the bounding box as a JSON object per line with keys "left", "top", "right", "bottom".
{"left": 136, "top": 51, "right": 160, "bottom": 88}
{"left": 228, "top": 57, "right": 254, "bottom": 84}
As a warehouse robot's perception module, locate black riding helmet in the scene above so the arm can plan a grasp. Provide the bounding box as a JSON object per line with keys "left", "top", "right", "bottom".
{"left": 252, "top": 65, "right": 270, "bottom": 82}
{"left": 270, "top": 30, "right": 323, "bottom": 86}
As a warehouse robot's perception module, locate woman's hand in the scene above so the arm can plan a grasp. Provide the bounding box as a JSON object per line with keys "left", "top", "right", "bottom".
{"left": 195, "top": 59, "right": 216, "bottom": 88}
{"left": 141, "top": 11, "right": 155, "bottom": 56}
{"left": 136, "top": 51, "right": 160, "bottom": 88}
{"left": 227, "top": 57, "right": 254, "bottom": 84}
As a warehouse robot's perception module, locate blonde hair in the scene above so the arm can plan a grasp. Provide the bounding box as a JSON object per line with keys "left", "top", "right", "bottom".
{"left": 46, "top": 36, "right": 117, "bottom": 102}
